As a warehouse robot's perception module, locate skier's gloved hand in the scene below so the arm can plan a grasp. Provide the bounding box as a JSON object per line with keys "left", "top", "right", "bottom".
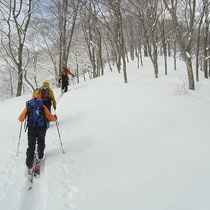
{"left": 54, "top": 106, "right": 56, "bottom": 110}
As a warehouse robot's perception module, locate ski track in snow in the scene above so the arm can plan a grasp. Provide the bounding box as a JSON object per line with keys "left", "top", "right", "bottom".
{"left": 19, "top": 126, "right": 78, "bottom": 210}
{"left": 13, "top": 135, "right": 78, "bottom": 210}
{"left": 42, "top": 156, "right": 78, "bottom": 210}
{"left": 21, "top": 157, "right": 46, "bottom": 210}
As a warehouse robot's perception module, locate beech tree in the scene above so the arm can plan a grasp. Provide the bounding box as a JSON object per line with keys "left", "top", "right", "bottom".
{"left": 128, "top": 0, "right": 160, "bottom": 78}
{"left": 37, "top": 0, "right": 81, "bottom": 78}
{"left": 163, "top": 0, "right": 195, "bottom": 90}
{"left": 96, "top": 0, "right": 128, "bottom": 82}
{"left": 0, "top": 0, "right": 35, "bottom": 96}
{"left": 80, "top": 1, "right": 104, "bottom": 78}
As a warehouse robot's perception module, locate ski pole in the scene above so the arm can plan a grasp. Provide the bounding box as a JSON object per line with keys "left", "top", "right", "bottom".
{"left": 73, "top": 78, "right": 78, "bottom": 83}
{"left": 24, "top": 118, "right": 27, "bottom": 132}
{"left": 54, "top": 110, "right": 65, "bottom": 154}
{"left": 16, "top": 122, "right": 23, "bottom": 157}
{"left": 56, "top": 120, "right": 64, "bottom": 154}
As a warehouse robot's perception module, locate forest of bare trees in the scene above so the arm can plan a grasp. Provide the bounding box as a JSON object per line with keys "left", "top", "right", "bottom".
{"left": 0, "top": 0, "right": 209, "bottom": 100}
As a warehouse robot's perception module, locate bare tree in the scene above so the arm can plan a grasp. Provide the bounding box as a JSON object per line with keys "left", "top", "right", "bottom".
{"left": 163, "top": 0, "right": 195, "bottom": 90}
{"left": 0, "top": 0, "right": 35, "bottom": 96}
{"left": 59, "top": 0, "right": 80, "bottom": 70}
{"left": 128, "top": 0, "right": 160, "bottom": 78}
{"left": 80, "top": 2, "right": 99, "bottom": 78}
{"left": 38, "top": 0, "right": 80, "bottom": 77}
{"left": 93, "top": 0, "right": 128, "bottom": 82}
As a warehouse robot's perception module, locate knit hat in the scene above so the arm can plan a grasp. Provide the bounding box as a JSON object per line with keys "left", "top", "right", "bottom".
{"left": 42, "top": 81, "right": 49, "bottom": 88}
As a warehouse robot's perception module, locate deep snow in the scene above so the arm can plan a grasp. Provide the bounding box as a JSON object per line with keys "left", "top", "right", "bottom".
{"left": 1, "top": 57, "right": 210, "bottom": 210}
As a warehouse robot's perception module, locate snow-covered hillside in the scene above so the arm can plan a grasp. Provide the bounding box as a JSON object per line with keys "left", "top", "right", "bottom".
{"left": 1, "top": 57, "right": 210, "bottom": 210}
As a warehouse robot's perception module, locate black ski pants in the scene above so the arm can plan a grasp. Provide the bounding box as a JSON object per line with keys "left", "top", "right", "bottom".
{"left": 43, "top": 99, "right": 52, "bottom": 113}
{"left": 26, "top": 127, "right": 47, "bottom": 168}
{"left": 61, "top": 80, "right": 68, "bottom": 93}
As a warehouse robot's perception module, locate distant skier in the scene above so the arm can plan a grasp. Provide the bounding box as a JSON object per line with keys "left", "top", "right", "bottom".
{"left": 58, "top": 67, "right": 75, "bottom": 93}
{"left": 18, "top": 96, "right": 57, "bottom": 175}
{"left": 33, "top": 81, "right": 56, "bottom": 112}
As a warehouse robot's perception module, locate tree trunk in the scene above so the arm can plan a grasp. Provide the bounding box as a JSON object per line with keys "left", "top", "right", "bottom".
{"left": 163, "top": 0, "right": 195, "bottom": 90}
{"left": 16, "top": 43, "right": 24, "bottom": 96}
{"left": 16, "top": 65, "right": 23, "bottom": 96}
{"left": 9, "top": 69, "right": 14, "bottom": 96}
{"left": 160, "top": 19, "right": 168, "bottom": 75}
{"left": 186, "top": 58, "right": 195, "bottom": 89}
{"left": 203, "top": 13, "right": 209, "bottom": 78}
{"left": 195, "top": 13, "right": 204, "bottom": 81}
{"left": 173, "top": 40, "right": 177, "bottom": 71}
{"left": 144, "top": 41, "right": 148, "bottom": 57}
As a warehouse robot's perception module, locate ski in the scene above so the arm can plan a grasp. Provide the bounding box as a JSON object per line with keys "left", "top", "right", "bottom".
{"left": 26, "top": 157, "right": 39, "bottom": 190}
{"left": 26, "top": 148, "right": 46, "bottom": 191}
{"left": 27, "top": 170, "right": 34, "bottom": 191}
{"left": 26, "top": 157, "right": 43, "bottom": 190}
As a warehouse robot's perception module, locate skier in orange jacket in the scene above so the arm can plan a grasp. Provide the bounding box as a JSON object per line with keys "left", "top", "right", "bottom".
{"left": 58, "top": 67, "right": 75, "bottom": 93}
{"left": 18, "top": 96, "right": 57, "bottom": 174}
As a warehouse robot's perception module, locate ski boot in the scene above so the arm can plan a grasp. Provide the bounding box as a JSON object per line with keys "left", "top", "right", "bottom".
{"left": 34, "top": 159, "right": 40, "bottom": 177}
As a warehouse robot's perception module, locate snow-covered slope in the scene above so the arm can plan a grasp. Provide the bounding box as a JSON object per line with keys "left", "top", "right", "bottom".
{"left": 1, "top": 57, "right": 210, "bottom": 210}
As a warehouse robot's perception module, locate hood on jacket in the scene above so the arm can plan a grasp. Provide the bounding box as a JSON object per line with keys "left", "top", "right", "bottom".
{"left": 42, "top": 81, "right": 50, "bottom": 88}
